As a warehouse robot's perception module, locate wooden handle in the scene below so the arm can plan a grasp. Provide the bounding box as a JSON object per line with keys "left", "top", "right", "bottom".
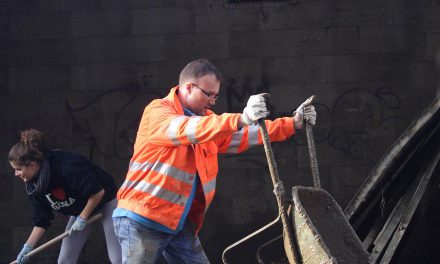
{"left": 258, "top": 120, "right": 302, "bottom": 264}
{"left": 9, "top": 213, "right": 102, "bottom": 264}
{"left": 302, "top": 95, "right": 315, "bottom": 107}
{"left": 306, "top": 121, "right": 321, "bottom": 188}
{"left": 302, "top": 95, "right": 321, "bottom": 188}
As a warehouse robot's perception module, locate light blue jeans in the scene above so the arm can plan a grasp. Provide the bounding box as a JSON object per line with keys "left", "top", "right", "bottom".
{"left": 113, "top": 217, "right": 210, "bottom": 264}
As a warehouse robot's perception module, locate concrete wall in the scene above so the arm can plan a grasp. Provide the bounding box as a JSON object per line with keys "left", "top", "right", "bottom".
{"left": 0, "top": 0, "right": 439, "bottom": 263}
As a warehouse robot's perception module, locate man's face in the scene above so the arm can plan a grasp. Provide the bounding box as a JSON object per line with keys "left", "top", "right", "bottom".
{"left": 10, "top": 161, "right": 40, "bottom": 182}
{"left": 185, "top": 74, "right": 220, "bottom": 116}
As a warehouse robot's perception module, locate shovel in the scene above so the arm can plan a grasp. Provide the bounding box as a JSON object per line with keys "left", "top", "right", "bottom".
{"left": 9, "top": 213, "right": 103, "bottom": 264}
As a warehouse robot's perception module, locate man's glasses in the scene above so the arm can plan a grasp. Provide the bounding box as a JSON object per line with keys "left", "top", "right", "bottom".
{"left": 191, "top": 83, "right": 219, "bottom": 100}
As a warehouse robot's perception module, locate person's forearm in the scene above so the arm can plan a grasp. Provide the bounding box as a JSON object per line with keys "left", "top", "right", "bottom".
{"left": 78, "top": 189, "right": 105, "bottom": 220}
{"left": 26, "top": 226, "right": 46, "bottom": 248}
{"left": 238, "top": 114, "right": 247, "bottom": 128}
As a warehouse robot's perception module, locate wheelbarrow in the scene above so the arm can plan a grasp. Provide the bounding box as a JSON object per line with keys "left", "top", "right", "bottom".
{"left": 223, "top": 96, "right": 370, "bottom": 264}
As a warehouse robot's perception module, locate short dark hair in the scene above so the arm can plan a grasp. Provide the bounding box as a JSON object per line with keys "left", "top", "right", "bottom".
{"left": 179, "top": 58, "right": 222, "bottom": 85}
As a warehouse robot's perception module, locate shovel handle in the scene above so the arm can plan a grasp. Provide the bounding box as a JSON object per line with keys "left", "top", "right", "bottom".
{"left": 9, "top": 213, "right": 103, "bottom": 264}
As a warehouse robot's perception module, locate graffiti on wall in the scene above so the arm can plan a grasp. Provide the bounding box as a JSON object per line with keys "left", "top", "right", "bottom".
{"left": 323, "top": 86, "right": 401, "bottom": 154}
{"left": 225, "top": 77, "right": 272, "bottom": 113}
{"left": 65, "top": 75, "right": 401, "bottom": 163}
{"left": 222, "top": 77, "right": 401, "bottom": 166}
{"left": 65, "top": 75, "right": 163, "bottom": 160}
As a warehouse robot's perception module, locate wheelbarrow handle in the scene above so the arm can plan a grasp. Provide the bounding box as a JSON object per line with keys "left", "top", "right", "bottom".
{"left": 303, "top": 95, "right": 321, "bottom": 188}
{"left": 258, "top": 120, "right": 281, "bottom": 187}
{"left": 9, "top": 213, "right": 103, "bottom": 264}
{"left": 258, "top": 119, "right": 302, "bottom": 264}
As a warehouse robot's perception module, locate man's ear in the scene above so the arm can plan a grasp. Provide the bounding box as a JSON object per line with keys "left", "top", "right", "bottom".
{"left": 185, "top": 83, "right": 193, "bottom": 94}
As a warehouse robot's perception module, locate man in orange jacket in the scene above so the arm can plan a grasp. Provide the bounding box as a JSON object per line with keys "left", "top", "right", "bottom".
{"left": 112, "top": 58, "right": 316, "bottom": 264}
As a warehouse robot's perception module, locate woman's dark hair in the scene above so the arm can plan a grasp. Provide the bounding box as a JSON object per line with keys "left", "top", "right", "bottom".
{"left": 8, "top": 129, "right": 46, "bottom": 165}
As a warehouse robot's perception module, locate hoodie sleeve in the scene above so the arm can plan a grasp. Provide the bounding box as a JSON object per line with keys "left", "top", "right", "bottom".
{"left": 29, "top": 194, "right": 54, "bottom": 229}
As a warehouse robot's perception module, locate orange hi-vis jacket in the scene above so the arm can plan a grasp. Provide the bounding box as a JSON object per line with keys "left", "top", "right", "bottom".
{"left": 116, "top": 87, "right": 296, "bottom": 233}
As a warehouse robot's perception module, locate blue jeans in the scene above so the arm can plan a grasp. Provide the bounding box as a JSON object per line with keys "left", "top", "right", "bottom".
{"left": 113, "top": 217, "right": 210, "bottom": 264}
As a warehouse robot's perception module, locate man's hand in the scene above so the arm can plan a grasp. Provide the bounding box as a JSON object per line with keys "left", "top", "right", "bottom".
{"left": 69, "top": 216, "right": 87, "bottom": 236}
{"left": 240, "top": 93, "right": 270, "bottom": 126}
{"left": 17, "top": 243, "right": 33, "bottom": 264}
{"left": 294, "top": 96, "right": 317, "bottom": 129}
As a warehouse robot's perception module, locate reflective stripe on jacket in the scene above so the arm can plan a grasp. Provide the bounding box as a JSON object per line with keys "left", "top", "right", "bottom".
{"left": 116, "top": 87, "right": 295, "bottom": 232}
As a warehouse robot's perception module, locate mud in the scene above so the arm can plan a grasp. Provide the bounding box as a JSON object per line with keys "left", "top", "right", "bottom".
{"left": 291, "top": 186, "right": 370, "bottom": 264}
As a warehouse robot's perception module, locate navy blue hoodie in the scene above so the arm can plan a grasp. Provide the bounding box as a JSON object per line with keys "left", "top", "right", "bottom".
{"left": 28, "top": 150, "right": 117, "bottom": 229}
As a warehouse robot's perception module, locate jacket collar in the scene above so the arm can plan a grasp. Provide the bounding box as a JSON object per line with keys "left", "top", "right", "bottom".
{"left": 166, "top": 86, "right": 184, "bottom": 115}
{"left": 165, "top": 86, "right": 214, "bottom": 116}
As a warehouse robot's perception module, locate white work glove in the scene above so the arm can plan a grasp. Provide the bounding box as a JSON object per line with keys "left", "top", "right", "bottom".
{"left": 69, "top": 216, "right": 87, "bottom": 236}
{"left": 303, "top": 105, "right": 316, "bottom": 126}
{"left": 295, "top": 96, "right": 317, "bottom": 126}
{"left": 240, "top": 93, "right": 270, "bottom": 125}
{"left": 16, "top": 243, "right": 32, "bottom": 264}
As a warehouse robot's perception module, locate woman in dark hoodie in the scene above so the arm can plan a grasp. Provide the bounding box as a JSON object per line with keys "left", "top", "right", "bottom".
{"left": 9, "top": 129, "right": 121, "bottom": 264}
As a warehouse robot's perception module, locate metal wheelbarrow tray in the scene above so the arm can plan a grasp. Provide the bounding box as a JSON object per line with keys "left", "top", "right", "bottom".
{"left": 223, "top": 96, "right": 371, "bottom": 264}
{"left": 290, "top": 186, "right": 370, "bottom": 264}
